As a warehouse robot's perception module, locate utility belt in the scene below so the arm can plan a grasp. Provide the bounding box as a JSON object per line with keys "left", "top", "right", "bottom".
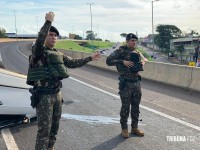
{"left": 36, "top": 87, "right": 61, "bottom": 95}
{"left": 121, "top": 76, "right": 140, "bottom": 83}
{"left": 29, "top": 87, "right": 60, "bottom": 109}
{"left": 120, "top": 73, "right": 141, "bottom": 81}
{"left": 118, "top": 75, "right": 141, "bottom": 91}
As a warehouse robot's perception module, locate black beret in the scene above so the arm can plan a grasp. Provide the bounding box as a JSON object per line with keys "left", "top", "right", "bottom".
{"left": 49, "top": 26, "right": 59, "bottom": 36}
{"left": 126, "top": 33, "right": 138, "bottom": 41}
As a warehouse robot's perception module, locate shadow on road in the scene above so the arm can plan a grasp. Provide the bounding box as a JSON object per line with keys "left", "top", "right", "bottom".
{"left": 90, "top": 134, "right": 127, "bottom": 150}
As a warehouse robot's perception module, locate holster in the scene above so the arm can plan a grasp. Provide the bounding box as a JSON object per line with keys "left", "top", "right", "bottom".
{"left": 118, "top": 76, "right": 126, "bottom": 91}
{"left": 29, "top": 88, "right": 39, "bottom": 109}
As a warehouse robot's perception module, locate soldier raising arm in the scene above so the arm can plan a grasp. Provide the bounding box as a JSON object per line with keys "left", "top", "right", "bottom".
{"left": 32, "top": 12, "right": 54, "bottom": 59}
{"left": 27, "top": 12, "right": 100, "bottom": 150}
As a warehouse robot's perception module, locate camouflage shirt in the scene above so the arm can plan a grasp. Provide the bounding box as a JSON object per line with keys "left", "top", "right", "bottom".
{"left": 31, "top": 20, "right": 92, "bottom": 88}
{"left": 106, "top": 45, "right": 142, "bottom": 78}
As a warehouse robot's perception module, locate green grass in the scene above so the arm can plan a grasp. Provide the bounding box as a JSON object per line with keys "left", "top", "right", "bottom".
{"left": 55, "top": 40, "right": 152, "bottom": 61}
{"left": 137, "top": 47, "right": 153, "bottom": 61}
{"left": 55, "top": 40, "right": 93, "bottom": 52}
{"left": 55, "top": 40, "right": 115, "bottom": 53}
{"left": 86, "top": 41, "right": 115, "bottom": 49}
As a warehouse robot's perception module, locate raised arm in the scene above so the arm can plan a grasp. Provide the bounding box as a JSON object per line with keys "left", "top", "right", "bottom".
{"left": 32, "top": 12, "right": 55, "bottom": 59}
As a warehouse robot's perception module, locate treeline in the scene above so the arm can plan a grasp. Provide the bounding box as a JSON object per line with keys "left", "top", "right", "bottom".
{"left": 0, "top": 28, "right": 7, "bottom": 38}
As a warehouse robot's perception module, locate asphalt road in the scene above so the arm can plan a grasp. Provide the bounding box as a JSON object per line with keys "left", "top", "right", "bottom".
{"left": 0, "top": 41, "right": 200, "bottom": 150}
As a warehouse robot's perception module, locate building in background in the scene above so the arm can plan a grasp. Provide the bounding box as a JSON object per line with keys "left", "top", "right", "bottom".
{"left": 170, "top": 37, "right": 200, "bottom": 63}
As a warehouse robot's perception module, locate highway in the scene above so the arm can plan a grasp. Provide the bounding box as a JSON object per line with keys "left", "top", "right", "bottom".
{"left": 137, "top": 45, "right": 173, "bottom": 64}
{"left": 0, "top": 41, "right": 200, "bottom": 150}
{"left": 99, "top": 42, "right": 173, "bottom": 64}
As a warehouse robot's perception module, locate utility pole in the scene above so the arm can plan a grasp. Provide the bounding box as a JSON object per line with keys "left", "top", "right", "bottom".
{"left": 14, "top": 10, "right": 17, "bottom": 40}
{"left": 87, "top": 3, "right": 94, "bottom": 40}
{"left": 35, "top": 16, "right": 38, "bottom": 33}
{"left": 197, "top": 34, "right": 200, "bottom": 67}
{"left": 152, "top": 0, "right": 159, "bottom": 58}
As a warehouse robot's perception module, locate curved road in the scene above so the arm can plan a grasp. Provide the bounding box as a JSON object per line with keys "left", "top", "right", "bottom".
{"left": 0, "top": 41, "right": 200, "bottom": 150}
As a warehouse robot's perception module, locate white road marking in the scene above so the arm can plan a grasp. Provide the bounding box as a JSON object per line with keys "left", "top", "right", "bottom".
{"left": 70, "top": 77, "right": 200, "bottom": 131}
{"left": 70, "top": 72, "right": 117, "bottom": 91}
{"left": 1, "top": 128, "right": 19, "bottom": 150}
{"left": 17, "top": 46, "right": 28, "bottom": 58}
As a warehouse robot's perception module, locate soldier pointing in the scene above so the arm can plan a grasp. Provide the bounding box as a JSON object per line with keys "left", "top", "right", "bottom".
{"left": 27, "top": 12, "right": 100, "bottom": 150}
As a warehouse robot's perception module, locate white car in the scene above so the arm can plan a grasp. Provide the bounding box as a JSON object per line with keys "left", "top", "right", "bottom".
{"left": 0, "top": 68, "right": 36, "bottom": 128}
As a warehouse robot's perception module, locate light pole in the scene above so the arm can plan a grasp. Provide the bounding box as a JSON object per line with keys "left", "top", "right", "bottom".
{"left": 14, "top": 10, "right": 17, "bottom": 40}
{"left": 196, "top": 34, "right": 200, "bottom": 66}
{"left": 35, "top": 16, "right": 38, "bottom": 33}
{"left": 87, "top": 3, "right": 94, "bottom": 40}
{"left": 152, "top": 0, "right": 159, "bottom": 57}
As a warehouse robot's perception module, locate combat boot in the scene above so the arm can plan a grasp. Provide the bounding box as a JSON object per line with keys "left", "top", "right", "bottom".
{"left": 131, "top": 128, "right": 144, "bottom": 137}
{"left": 48, "top": 147, "right": 54, "bottom": 150}
{"left": 121, "top": 129, "right": 129, "bottom": 138}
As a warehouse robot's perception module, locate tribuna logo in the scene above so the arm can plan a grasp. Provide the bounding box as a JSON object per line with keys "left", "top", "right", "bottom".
{"left": 166, "top": 135, "right": 195, "bottom": 142}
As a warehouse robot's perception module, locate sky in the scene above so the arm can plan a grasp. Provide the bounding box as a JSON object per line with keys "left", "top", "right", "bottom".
{"left": 0, "top": 0, "right": 199, "bottom": 42}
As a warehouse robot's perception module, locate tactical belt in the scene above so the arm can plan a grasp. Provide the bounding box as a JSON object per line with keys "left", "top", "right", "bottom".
{"left": 120, "top": 76, "right": 139, "bottom": 83}
{"left": 37, "top": 87, "right": 60, "bottom": 95}
{"left": 121, "top": 72, "right": 139, "bottom": 78}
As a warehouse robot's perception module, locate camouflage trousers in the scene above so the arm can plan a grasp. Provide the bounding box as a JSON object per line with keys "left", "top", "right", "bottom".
{"left": 119, "top": 80, "right": 142, "bottom": 129}
{"left": 35, "top": 92, "right": 62, "bottom": 150}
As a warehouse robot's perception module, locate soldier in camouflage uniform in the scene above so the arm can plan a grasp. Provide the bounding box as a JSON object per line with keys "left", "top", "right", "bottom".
{"left": 26, "top": 12, "right": 100, "bottom": 150}
{"left": 106, "top": 33, "right": 147, "bottom": 138}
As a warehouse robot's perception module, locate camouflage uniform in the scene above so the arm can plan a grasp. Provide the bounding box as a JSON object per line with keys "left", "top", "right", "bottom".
{"left": 28, "top": 20, "right": 92, "bottom": 150}
{"left": 106, "top": 45, "right": 142, "bottom": 130}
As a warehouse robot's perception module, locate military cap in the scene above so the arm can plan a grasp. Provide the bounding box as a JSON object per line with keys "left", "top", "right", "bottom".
{"left": 49, "top": 26, "right": 59, "bottom": 36}
{"left": 126, "top": 33, "right": 138, "bottom": 41}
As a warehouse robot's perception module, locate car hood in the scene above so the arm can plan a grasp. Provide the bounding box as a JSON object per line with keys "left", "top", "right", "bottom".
{"left": 0, "top": 68, "right": 30, "bottom": 89}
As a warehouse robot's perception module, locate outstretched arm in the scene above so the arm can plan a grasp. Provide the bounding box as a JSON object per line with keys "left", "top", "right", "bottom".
{"left": 63, "top": 52, "right": 101, "bottom": 68}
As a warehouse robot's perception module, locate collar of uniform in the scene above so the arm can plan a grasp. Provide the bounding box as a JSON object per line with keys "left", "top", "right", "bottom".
{"left": 44, "top": 46, "right": 56, "bottom": 51}
{"left": 126, "top": 45, "right": 136, "bottom": 51}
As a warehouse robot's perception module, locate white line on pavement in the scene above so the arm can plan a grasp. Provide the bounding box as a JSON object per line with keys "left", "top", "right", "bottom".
{"left": 17, "top": 46, "right": 28, "bottom": 59}
{"left": 1, "top": 128, "right": 19, "bottom": 150}
{"left": 70, "top": 76, "right": 200, "bottom": 131}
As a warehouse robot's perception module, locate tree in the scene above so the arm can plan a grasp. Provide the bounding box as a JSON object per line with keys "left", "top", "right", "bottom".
{"left": 95, "top": 38, "right": 102, "bottom": 41}
{"left": 86, "top": 30, "right": 95, "bottom": 40}
{"left": 105, "top": 39, "right": 110, "bottom": 42}
{"left": 154, "top": 24, "right": 182, "bottom": 52}
{"left": 0, "top": 28, "right": 7, "bottom": 38}
{"left": 120, "top": 33, "right": 127, "bottom": 38}
{"left": 74, "top": 34, "right": 82, "bottom": 40}
{"left": 189, "top": 30, "right": 199, "bottom": 37}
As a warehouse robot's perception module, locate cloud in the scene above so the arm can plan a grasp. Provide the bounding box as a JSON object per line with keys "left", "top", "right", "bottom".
{"left": 0, "top": 0, "right": 200, "bottom": 42}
